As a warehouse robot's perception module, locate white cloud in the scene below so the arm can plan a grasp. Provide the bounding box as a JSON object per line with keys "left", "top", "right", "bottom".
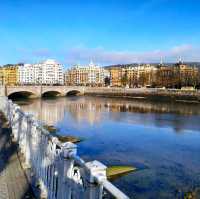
{"left": 17, "top": 44, "right": 200, "bottom": 66}
{"left": 65, "top": 44, "right": 200, "bottom": 65}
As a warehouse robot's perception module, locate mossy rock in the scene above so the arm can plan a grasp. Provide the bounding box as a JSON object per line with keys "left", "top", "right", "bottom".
{"left": 42, "top": 124, "right": 84, "bottom": 143}
{"left": 184, "top": 188, "right": 200, "bottom": 199}
{"left": 43, "top": 125, "right": 57, "bottom": 133}
{"left": 56, "top": 135, "right": 84, "bottom": 143}
{"left": 184, "top": 192, "right": 195, "bottom": 199}
{"left": 106, "top": 166, "right": 136, "bottom": 181}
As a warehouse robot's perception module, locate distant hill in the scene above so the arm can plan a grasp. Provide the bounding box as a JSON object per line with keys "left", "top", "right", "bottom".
{"left": 104, "top": 62, "right": 200, "bottom": 68}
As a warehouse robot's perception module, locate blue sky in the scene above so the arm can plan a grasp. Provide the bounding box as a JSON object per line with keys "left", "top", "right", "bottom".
{"left": 0, "top": 0, "right": 200, "bottom": 67}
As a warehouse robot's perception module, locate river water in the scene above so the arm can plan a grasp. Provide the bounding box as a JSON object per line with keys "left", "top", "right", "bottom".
{"left": 15, "top": 96, "right": 200, "bottom": 199}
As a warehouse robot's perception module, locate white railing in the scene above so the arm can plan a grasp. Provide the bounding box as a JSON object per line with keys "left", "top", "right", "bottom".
{"left": 0, "top": 97, "right": 130, "bottom": 199}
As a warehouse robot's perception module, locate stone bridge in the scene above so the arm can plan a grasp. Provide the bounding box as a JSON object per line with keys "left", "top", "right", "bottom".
{"left": 0, "top": 86, "right": 85, "bottom": 98}
{"left": 0, "top": 85, "right": 200, "bottom": 101}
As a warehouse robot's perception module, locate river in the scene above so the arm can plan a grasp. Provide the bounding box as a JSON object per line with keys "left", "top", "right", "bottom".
{"left": 14, "top": 96, "right": 200, "bottom": 199}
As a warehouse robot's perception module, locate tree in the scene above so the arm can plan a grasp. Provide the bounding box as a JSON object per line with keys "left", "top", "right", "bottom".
{"left": 104, "top": 77, "right": 111, "bottom": 86}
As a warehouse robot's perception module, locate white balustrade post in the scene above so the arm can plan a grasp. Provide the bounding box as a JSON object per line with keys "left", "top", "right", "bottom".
{"left": 59, "top": 142, "right": 77, "bottom": 199}
{"left": 10, "top": 107, "right": 22, "bottom": 142}
{"left": 38, "top": 133, "right": 49, "bottom": 199}
{"left": 84, "top": 160, "right": 107, "bottom": 199}
{"left": 19, "top": 114, "right": 28, "bottom": 155}
{"left": 23, "top": 114, "right": 33, "bottom": 169}
{"left": 7, "top": 100, "right": 13, "bottom": 124}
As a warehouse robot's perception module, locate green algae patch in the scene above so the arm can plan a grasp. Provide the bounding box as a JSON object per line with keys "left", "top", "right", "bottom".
{"left": 106, "top": 166, "right": 136, "bottom": 181}
{"left": 183, "top": 188, "right": 200, "bottom": 199}
{"left": 43, "top": 125, "right": 57, "bottom": 133}
{"left": 56, "top": 135, "right": 84, "bottom": 143}
{"left": 42, "top": 125, "right": 84, "bottom": 143}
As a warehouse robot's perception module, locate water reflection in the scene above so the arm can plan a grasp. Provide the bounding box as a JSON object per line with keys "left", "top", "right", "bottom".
{"left": 16, "top": 96, "right": 200, "bottom": 198}
{"left": 18, "top": 96, "right": 200, "bottom": 132}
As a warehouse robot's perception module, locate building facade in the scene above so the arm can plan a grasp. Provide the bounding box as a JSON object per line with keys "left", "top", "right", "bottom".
{"left": 18, "top": 64, "right": 38, "bottom": 85}
{"left": 65, "top": 61, "right": 109, "bottom": 86}
{"left": 0, "top": 66, "right": 18, "bottom": 86}
{"left": 18, "top": 59, "right": 64, "bottom": 85}
{"left": 137, "top": 65, "right": 158, "bottom": 87}
{"left": 0, "top": 67, "right": 4, "bottom": 85}
{"left": 108, "top": 65, "right": 158, "bottom": 88}
{"left": 38, "top": 59, "right": 64, "bottom": 85}
{"left": 109, "top": 67, "right": 123, "bottom": 87}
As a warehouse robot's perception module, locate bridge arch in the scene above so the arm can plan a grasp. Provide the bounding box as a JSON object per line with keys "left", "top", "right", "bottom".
{"left": 8, "top": 91, "right": 37, "bottom": 99}
{"left": 6, "top": 86, "right": 41, "bottom": 98}
{"left": 42, "top": 91, "right": 62, "bottom": 98}
{"left": 66, "top": 90, "right": 82, "bottom": 96}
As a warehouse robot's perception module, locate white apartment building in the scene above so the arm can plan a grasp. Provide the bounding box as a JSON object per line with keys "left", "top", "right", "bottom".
{"left": 87, "top": 61, "right": 109, "bottom": 84}
{"left": 18, "top": 59, "right": 64, "bottom": 85}
{"left": 18, "top": 64, "right": 38, "bottom": 85}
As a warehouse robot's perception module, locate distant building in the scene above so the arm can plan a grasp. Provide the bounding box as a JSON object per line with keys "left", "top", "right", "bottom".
{"left": 0, "top": 66, "right": 18, "bottom": 86}
{"left": 0, "top": 67, "right": 4, "bottom": 85}
{"left": 108, "top": 64, "right": 158, "bottom": 88}
{"left": 18, "top": 64, "right": 38, "bottom": 85}
{"left": 178, "top": 64, "right": 199, "bottom": 88}
{"left": 109, "top": 67, "right": 123, "bottom": 87}
{"left": 137, "top": 65, "right": 158, "bottom": 87}
{"left": 18, "top": 59, "right": 64, "bottom": 85}
{"left": 65, "top": 61, "right": 109, "bottom": 86}
{"left": 38, "top": 59, "right": 64, "bottom": 85}
{"left": 123, "top": 67, "right": 138, "bottom": 88}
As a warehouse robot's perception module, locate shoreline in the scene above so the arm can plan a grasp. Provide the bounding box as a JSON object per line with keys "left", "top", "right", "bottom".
{"left": 83, "top": 91, "right": 200, "bottom": 104}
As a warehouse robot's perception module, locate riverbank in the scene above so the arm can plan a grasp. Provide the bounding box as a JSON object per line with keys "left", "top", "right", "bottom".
{"left": 84, "top": 88, "right": 200, "bottom": 103}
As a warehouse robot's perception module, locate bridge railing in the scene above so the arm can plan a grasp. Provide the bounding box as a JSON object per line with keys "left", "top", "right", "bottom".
{"left": 0, "top": 97, "right": 130, "bottom": 199}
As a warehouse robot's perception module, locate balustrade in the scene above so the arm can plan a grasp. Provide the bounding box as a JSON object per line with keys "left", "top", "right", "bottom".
{"left": 0, "top": 97, "right": 130, "bottom": 199}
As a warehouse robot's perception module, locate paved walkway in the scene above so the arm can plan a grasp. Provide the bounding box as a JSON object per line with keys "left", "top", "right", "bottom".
{"left": 0, "top": 113, "right": 35, "bottom": 199}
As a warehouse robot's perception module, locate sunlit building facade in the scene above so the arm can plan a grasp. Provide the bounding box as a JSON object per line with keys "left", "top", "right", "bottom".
{"left": 0, "top": 67, "right": 4, "bottom": 85}
{"left": 137, "top": 65, "right": 158, "bottom": 87}
{"left": 0, "top": 66, "right": 18, "bottom": 86}
{"left": 65, "top": 61, "right": 109, "bottom": 86}
{"left": 109, "top": 67, "right": 123, "bottom": 87}
{"left": 109, "top": 65, "right": 158, "bottom": 88}
{"left": 18, "top": 59, "right": 64, "bottom": 85}
{"left": 18, "top": 64, "right": 38, "bottom": 85}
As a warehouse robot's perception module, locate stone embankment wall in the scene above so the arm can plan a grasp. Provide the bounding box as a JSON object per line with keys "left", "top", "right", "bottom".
{"left": 85, "top": 88, "right": 200, "bottom": 102}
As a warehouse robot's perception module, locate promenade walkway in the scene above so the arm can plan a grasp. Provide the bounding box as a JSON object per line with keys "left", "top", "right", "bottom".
{"left": 0, "top": 112, "right": 35, "bottom": 199}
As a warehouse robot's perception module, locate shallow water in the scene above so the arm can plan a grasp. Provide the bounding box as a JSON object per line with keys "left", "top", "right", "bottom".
{"left": 16, "top": 96, "right": 200, "bottom": 199}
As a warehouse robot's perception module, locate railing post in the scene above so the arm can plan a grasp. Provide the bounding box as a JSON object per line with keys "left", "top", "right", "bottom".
{"left": 59, "top": 142, "right": 77, "bottom": 199}
{"left": 18, "top": 113, "right": 28, "bottom": 155}
{"left": 23, "top": 114, "right": 33, "bottom": 169}
{"left": 84, "top": 160, "right": 107, "bottom": 199}
{"left": 38, "top": 133, "right": 49, "bottom": 199}
{"left": 11, "top": 105, "right": 22, "bottom": 143}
